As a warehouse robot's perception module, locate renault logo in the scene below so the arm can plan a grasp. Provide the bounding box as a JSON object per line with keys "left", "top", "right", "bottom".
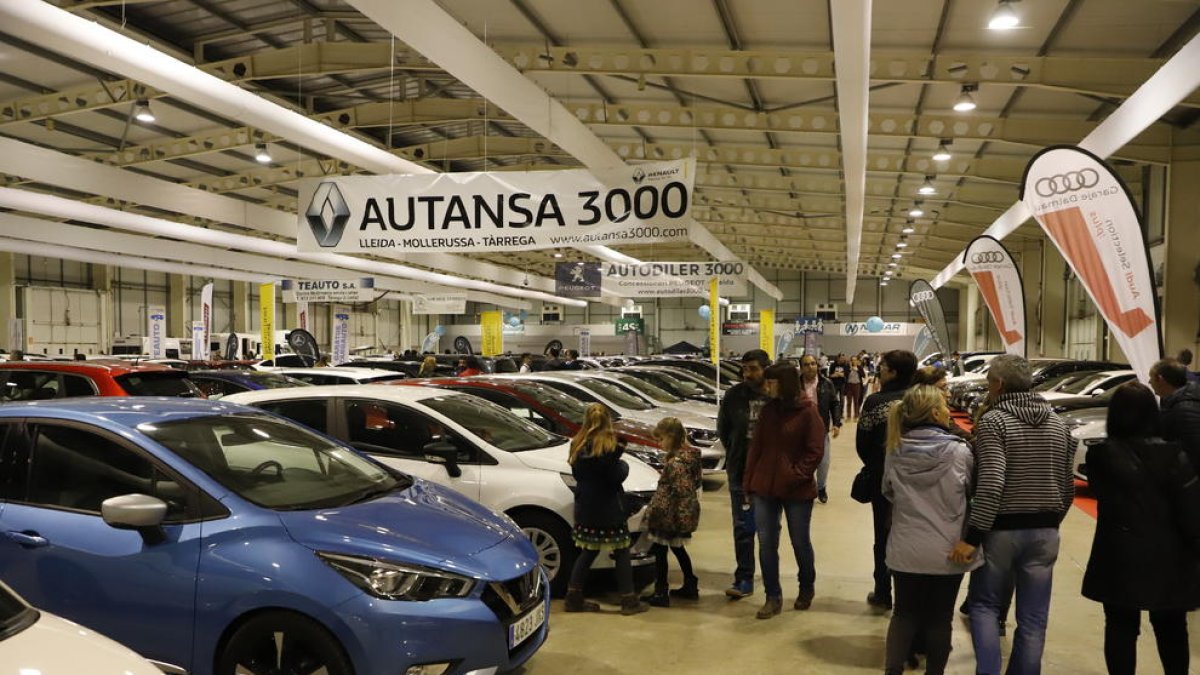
{"left": 1034, "top": 169, "right": 1100, "bottom": 197}
{"left": 306, "top": 182, "right": 352, "bottom": 247}
{"left": 971, "top": 251, "right": 1006, "bottom": 264}
{"left": 632, "top": 168, "right": 646, "bottom": 185}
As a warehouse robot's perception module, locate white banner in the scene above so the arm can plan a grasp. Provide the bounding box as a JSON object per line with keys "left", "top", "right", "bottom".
{"left": 296, "top": 159, "right": 694, "bottom": 253}
{"left": 837, "top": 321, "right": 924, "bottom": 337}
{"left": 1022, "top": 146, "right": 1161, "bottom": 381}
{"left": 7, "top": 318, "right": 23, "bottom": 353}
{"left": 282, "top": 278, "right": 374, "bottom": 303}
{"left": 296, "top": 301, "right": 309, "bottom": 330}
{"left": 412, "top": 293, "right": 468, "bottom": 315}
{"left": 190, "top": 321, "right": 205, "bottom": 360}
{"left": 332, "top": 312, "right": 350, "bottom": 365}
{"left": 200, "top": 282, "right": 213, "bottom": 361}
{"left": 963, "top": 235, "right": 1027, "bottom": 357}
{"left": 909, "top": 280, "right": 953, "bottom": 354}
{"left": 147, "top": 306, "right": 166, "bottom": 359}
{"left": 579, "top": 328, "right": 591, "bottom": 357}
{"left": 603, "top": 261, "right": 748, "bottom": 298}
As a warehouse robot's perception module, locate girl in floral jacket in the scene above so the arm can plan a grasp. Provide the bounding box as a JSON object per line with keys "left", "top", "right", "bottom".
{"left": 644, "top": 417, "right": 703, "bottom": 607}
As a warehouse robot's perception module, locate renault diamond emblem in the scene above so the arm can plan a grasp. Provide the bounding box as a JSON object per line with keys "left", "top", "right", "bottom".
{"left": 306, "top": 181, "right": 352, "bottom": 247}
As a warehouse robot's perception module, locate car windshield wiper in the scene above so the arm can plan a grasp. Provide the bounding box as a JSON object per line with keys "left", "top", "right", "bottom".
{"left": 342, "top": 480, "right": 404, "bottom": 506}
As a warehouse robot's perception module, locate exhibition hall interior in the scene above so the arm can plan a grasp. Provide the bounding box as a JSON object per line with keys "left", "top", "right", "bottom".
{"left": 0, "top": 0, "right": 1198, "bottom": 673}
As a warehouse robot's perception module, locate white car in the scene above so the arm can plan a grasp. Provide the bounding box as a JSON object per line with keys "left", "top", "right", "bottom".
{"left": 224, "top": 385, "right": 659, "bottom": 595}
{"left": 0, "top": 581, "right": 161, "bottom": 674}
{"left": 1041, "top": 370, "right": 1136, "bottom": 403}
{"left": 1072, "top": 417, "right": 1107, "bottom": 481}
{"left": 271, "top": 366, "right": 408, "bottom": 385}
{"left": 592, "top": 370, "right": 720, "bottom": 420}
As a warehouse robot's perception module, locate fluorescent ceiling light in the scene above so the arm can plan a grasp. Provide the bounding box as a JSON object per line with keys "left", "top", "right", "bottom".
{"left": 892, "top": 253, "right": 903, "bottom": 259}
{"left": 953, "top": 87, "right": 978, "bottom": 112}
{"left": 880, "top": 281, "right": 889, "bottom": 286}
{"left": 902, "top": 226, "right": 916, "bottom": 234}
{"left": 989, "top": 1, "right": 1019, "bottom": 30}
{"left": 254, "top": 143, "right": 272, "bottom": 164}
{"left": 932, "top": 141, "right": 952, "bottom": 162}
{"left": 896, "top": 241, "right": 908, "bottom": 248}
{"left": 132, "top": 99, "right": 155, "bottom": 123}
{"left": 889, "top": 262, "right": 898, "bottom": 267}
{"left": 907, "top": 206, "right": 924, "bottom": 218}
{"left": 918, "top": 179, "right": 937, "bottom": 195}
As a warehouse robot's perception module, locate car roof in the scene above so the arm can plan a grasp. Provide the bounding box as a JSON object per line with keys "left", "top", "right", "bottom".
{"left": 0, "top": 360, "right": 174, "bottom": 376}
{"left": 277, "top": 367, "right": 401, "bottom": 377}
{"left": 225, "top": 383, "right": 466, "bottom": 405}
{"left": 0, "top": 396, "right": 254, "bottom": 426}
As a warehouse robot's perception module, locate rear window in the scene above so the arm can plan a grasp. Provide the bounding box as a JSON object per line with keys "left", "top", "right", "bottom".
{"left": 116, "top": 371, "right": 203, "bottom": 397}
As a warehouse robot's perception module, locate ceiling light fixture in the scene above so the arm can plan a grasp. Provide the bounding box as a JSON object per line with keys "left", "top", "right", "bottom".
{"left": 918, "top": 177, "right": 937, "bottom": 195}
{"left": 553, "top": 252, "right": 564, "bottom": 258}
{"left": 988, "top": 0, "right": 1020, "bottom": 30}
{"left": 880, "top": 281, "right": 889, "bottom": 286}
{"left": 254, "top": 143, "right": 272, "bottom": 164}
{"left": 892, "top": 253, "right": 903, "bottom": 259}
{"left": 908, "top": 204, "right": 924, "bottom": 218}
{"left": 953, "top": 85, "right": 978, "bottom": 112}
{"left": 896, "top": 241, "right": 909, "bottom": 248}
{"left": 932, "top": 140, "right": 952, "bottom": 162}
{"left": 888, "top": 262, "right": 898, "bottom": 267}
{"left": 132, "top": 99, "right": 155, "bottom": 123}
{"left": 902, "top": 226, "right": 916, "bottom": 234}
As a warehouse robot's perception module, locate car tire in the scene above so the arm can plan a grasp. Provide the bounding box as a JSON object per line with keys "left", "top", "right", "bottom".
{"left": 512, "top": 510, "right": 575, "bottom": 598}
{"left": 216, "top": 611, "right": 354, "bottom": 675}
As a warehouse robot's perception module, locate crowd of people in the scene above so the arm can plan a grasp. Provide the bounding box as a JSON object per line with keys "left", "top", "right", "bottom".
{"left": 562, "top": 346, "right": 1200, "bottom": 675}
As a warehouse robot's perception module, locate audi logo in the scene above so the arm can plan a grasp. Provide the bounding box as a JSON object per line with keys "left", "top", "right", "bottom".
{"left": 911, "top": 290, "right": 936, "bottom": 303}
{"left": 971, "top": 251, "right": 1006, "bottom": 264}
{"left": 1034, "top": 169, "right": 1100, "bottom": 197}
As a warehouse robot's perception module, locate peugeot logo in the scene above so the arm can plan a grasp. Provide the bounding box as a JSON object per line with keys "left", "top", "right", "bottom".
{"left": 1034, "top": 169, "right": 1100, "bottom": 197}
{"left": 632, "top": 168, "right": 646, "bottom": 185}
{"left": 912, "top": 290, "right": 936, "bottom": 303}
{"left": 306, "top": 181, "right": 352, "bottom": 247}
{"left": 971, "top": 251, "right": 1006, "bottom": 264}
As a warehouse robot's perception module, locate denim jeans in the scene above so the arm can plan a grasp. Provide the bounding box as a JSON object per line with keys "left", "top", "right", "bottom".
{"left": 728, "top": 484, "right": 756, "bottom": 584}
{"left": 968, "top": 528, "right": 1061, "bottom": 675}
{"left": 816, "top": 433, "right": 831, "bottom": 492}
{"left": 752, "top": 495, "right": 815, "bottom": 598}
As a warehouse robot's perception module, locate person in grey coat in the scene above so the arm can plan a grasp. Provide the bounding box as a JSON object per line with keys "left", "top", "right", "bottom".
{"left": 882, "top": 384, "right": 982, "bottom": 675}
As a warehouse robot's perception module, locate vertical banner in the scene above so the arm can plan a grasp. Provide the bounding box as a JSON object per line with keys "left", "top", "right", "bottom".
{"left": 1022, "top": 145, "right": 1161, "bottom": 381}
{"left": 190, "top": 321, "right": 205, "bottom": 360}
{"left": 578, "top": 328, "right": 591, "bottom": 357}
{"left": 709, "top": 278, "right": 720, "bottom": 365}
{"left": 913, "top": 325, "right": 936, "bottom": 358}
{"left": 296, "top": 301, "right": 309, "bottom": 331}
{"left": 759, "top": 309, "right": 775, "bottom": 359}
{"left": 909, "top": 280, "right": 952, "bottom": 355}
{"left": 7, "top": 318, "right": 23, "bottom": 354}
{"left": 147, "top": 306, "right": 166, "bottom": 359}
{"left": 286, "top": 329, "right": 321, "bottom": 367}
{"left": 332, "top": 312, "right": 350, "bottom": 365}
{"left": 962, "top": 235, "right": 1027, "bottom": 357}
{"left": 480, "top": 311, "right": 504, "bottom": 357}
{"left": 259, "top": 283, "right": 275, "bottom": 362}
{"left": 200, "top": 282, "right": 213, "bottom": 361}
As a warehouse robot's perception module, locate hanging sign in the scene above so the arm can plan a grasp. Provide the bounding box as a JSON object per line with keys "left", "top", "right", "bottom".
{"left": 838, "top": 321, "right": 924, "bottom": 337}
{"left": 709, "top": 278, "right": 720, "bottom": 365}
{"left": 282, "top": 278, "right": 374, "bottom": 303}
{"left": 412, "top": 293, "right": 468, "bottom": 315}
{"left": 332, "top": 312, "right": 350, "bottom": 365}
{"left": 555, "top": 262, "right": 602, "bottom": 298}
{"left": 579, "top": 329, "right": 592, "bottom": 357}
{"left": 615, "top": 317, "right": 645, "bottom": 335}
{"left": 259, "top": 283, "right": 275, "bottom": 362}
{"left": 759, "top": 309, "right": 775, "bottom": 359}
{"left": 1022, "top": 146, "right": 1162, "bottom": 381}
{"left": 963, "top": 235, "right": 1027, "bottom": 357}
{"left": 296, "top": 301, "right": 310, "bottom": 330}
{"left": 909, "top": 280, "right": 952, "bottom": 354}
{"left": 297, "top": 159, "right": 695, "bottom": 254}
{"left": 723, "top": 322, "right": 758, "bottom": 336}
{"left": 190, "top": 321, "right": 206, "bottom": 360}
{"left": 200, "top": 282, "right": 213, "bottom": 361}
{"left": 602, "top": 261, "right": 747, "bottom": 298}
{"left": 913, "top": 325, "right": 936, "bottom": 357}
{"left": 480, "top": 311, "right": 504, "bottom": 357}
{"left": 147, "top": 306, "right": 166, "bottom": 359}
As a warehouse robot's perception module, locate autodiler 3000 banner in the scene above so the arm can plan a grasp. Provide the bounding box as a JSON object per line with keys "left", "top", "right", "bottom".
{"left": 962, "top": 235, "right": 1026, "bottom": 357}
{"left": 297, "top": 159, "right": 695, "bottom": 253}
{"left": 1021, "top": 146, "right": 1162, "bottom": 381}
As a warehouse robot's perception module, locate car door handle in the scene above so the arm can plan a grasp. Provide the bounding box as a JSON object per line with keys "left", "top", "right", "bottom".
{"left": 5, "top": 531, "right": 49, "bottom": 548}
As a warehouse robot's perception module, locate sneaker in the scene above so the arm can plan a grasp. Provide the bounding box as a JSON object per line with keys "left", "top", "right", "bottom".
{"left": 867, "top": 591, "right": 893, "bottom": 611}
{"left": 725, "top": 580, "right": 753, "bottom": 599}
{"left": 817, "top": 488, "right": 829, "bottom": 504}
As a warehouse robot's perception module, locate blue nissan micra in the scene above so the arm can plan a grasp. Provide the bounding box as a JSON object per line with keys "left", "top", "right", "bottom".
{"left": 0, "top": 398, "right": 548, "bottom": 675}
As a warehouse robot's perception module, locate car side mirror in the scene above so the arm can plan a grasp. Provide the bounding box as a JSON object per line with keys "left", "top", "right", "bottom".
{"left": 102, "top": 493, "right": 167, "bottom": 544}
{"left": 1092, "top": 389, "right": 1105, "bottom": 396}
{"left": 423, "top": 439, "right": 462, "bottom": 478}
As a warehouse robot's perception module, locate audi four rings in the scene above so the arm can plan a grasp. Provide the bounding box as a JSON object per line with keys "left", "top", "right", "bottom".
{"left": 1034, "top": 168, "right": 1101, "bottom": 197}
{"left": 971, "top": 251, "right": 1007, "bottom": 264}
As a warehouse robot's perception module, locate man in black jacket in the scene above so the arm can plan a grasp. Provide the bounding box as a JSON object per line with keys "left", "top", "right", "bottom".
{"left": 800, "top": 354, "right": 842, "bottom": 503}
{"left": 1151, "top": 358, "right": 1200, "bottom": 468}
{"left": 856, "top": 349, "right": 917, "bottom": 610}
{"left": 717, "top": 349, "right": 771, "bottom": 600}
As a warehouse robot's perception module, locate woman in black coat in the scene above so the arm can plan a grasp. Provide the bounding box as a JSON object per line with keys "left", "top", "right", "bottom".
{"left": 1083, "top": 382, "right": 1200, "bottom": 675}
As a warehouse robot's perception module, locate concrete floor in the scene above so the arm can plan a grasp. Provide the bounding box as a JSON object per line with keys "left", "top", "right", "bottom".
{"left": 519, "top": 423, "right": 1200, "bottom": 674}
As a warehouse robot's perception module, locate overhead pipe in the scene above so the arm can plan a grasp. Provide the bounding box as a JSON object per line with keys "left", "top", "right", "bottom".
{"left": 830, "top": 0, "right": 872, "bottom": 302}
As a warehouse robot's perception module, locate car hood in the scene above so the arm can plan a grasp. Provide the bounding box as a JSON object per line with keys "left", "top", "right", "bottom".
{"left": 515, "top": 441, "right": 660, "bottom": 492}
{"left": 0, "top": 611, "right": 162, "bottom": 675}
{"left": 613, "top": 418, "right": 658, "bottom": 444}
{"left": 278, "top": 479, "right": 532, "bottom": 579}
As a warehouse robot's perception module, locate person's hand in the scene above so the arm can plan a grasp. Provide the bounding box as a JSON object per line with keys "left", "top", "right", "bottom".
{"left": 949, "top": 540, "right": 976, "bottom": 564}
{"left": 831, "top": 426, "right": 841, "bottom": 439}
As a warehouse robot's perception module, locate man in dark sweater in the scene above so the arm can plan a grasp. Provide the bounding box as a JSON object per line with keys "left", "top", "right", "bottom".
{"left": 856, "top": 349, "right": 916, "bottom": 610}
{"left": 950, "top": 355, "right": 1074, "bottom": 675}
{"left": 717, "top": 349, "right": 771, "bottom": 600}
{"left": 1151, "top": 358, "right": 1200, "bottom": 468}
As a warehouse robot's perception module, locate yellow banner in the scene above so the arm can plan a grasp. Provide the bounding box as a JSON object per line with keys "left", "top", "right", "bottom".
{"left": 259, "top": 282, "right": 275, "bottom": 361}
{"left": 760, "top": 309, "right": 775, "bottom": 359}
{"left": 480, "top": 311, "right": 504, "bottom": 356}
{"left": 709, "top": 278, "right": 720, "bottom": 365}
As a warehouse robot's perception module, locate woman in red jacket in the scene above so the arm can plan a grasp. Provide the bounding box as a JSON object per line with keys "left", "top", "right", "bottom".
{"left": 743, "top": 363, "right": 827, "bottom": 619}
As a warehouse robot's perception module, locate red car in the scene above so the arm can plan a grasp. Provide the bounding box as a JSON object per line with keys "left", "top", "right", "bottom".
{"left": 390, "top": 376, "right": 672, "bottom": 469}
{"left": 0, "top": 360, "right": 202, "bottom": 400}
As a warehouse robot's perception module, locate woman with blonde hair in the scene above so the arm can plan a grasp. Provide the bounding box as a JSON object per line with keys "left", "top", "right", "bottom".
{"left": 643, "top": 417, "right": 703, "bottom": 607}
{"left": 417, "top": 355, "right": 437, "bottom": 378}
{"left": 564, "top": 404, "right": 647, "bottom": 615}
{"left": 881, "top": 385, "right": 980, "bottom": 675}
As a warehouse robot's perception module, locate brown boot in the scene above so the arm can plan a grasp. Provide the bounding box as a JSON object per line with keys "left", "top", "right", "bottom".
{"left": 794, "top": 587, "right": 815, "bottom": 610}
{"left": 620, "top": 593, "right": 650, "bottom": 615}
{"left": 756, "top": 596, "right": 783, "bottom": 619}
{"left": 564, "top": 585, "right": 600, "bottom": 612}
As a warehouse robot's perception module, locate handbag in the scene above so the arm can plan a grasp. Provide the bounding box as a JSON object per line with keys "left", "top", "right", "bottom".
{"left": 851, "top": 466, "right": 876, "bottom": 504}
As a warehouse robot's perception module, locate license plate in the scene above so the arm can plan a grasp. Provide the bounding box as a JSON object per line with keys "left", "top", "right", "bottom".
{"left": 507, "top": 602, "right": 546, "bottom": 649}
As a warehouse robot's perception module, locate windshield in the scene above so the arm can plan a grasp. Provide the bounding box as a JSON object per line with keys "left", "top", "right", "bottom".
{"left": 508, "top": 380, "right": 591, "bottom": 424}
{"left": 659, "top": 369, "right": 718, "bottom": 395}
{"left": 247, "top": 372, "right": 312, "bottom": 389}
{"left": 608, "top": 373, "right": 683, "bottom": 403}
{"left": 1035, "top": 371, "right": 1089, "bottom": 392}
{"left": 1059, "top": 372, "right": 1111, "bottom": 395}
{"left": 574, "top": 377, "right": 655, "bottom": 410}
{"left": 116, "top": 371, "right": 203, "bottom": 397}
{"left": 141, "top": 413, "right": 406, "bottom": 510}
{"left": 422, "top": 394, "right": 562, "bottom": 452}
{"left": 629, "top": 370, "right": 699, "bottom": 398}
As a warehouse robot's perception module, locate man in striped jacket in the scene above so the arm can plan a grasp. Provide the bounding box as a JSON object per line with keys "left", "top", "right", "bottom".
{"left": 949, "top": 354, "right": 1075, "bottom": 675}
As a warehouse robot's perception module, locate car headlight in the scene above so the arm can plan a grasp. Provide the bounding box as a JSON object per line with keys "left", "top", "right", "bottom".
{"left": 625, "top": 443, "right": 665, "bottom": 469}
{"left": 318, "top": 552, "right": 476, "bottom": 601}
{"left": 687, "top": 427, "right": 717, "bottom": 445}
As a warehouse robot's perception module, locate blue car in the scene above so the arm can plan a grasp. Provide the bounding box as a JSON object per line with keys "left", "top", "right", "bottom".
{"left": 188, "top": 369, "right": 311, "bottom": 399}
{"left": 0, "top": 398, "right": 548, "bottom": 675}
